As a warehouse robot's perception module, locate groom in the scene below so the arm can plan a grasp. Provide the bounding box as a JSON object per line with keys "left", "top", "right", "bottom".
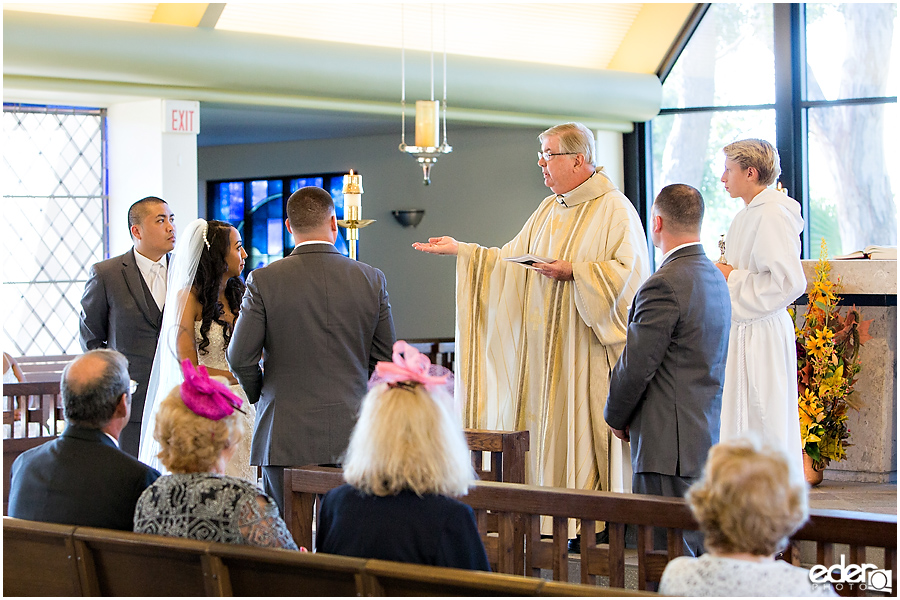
{"left": 228, "top": 186, "right": 395, "bottom": 513}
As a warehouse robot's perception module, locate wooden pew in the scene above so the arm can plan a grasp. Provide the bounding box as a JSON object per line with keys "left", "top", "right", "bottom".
{"left": 3, "top": 381, "right": 65, "bottom": 438}
{"left": 209, "top": 541, "right": 369, "bottom": 596}
{"left": 362, "top": 559, "right": 653, "bottom": 596}
{"left": 284, "top": 467, "right": 898, "bottom": 592}
{"left": 3, "top": 519, "right": 82, "bottom": 596}
{"left": 72, "top": 525, "right": 222, "bottom": 596}
{"left": 5, "top": 516, "right": 634, "bottom": 596}
{"left": 13, "top": 354, "right": 76, "bottom": 383}
{"left": 465, "top": 429, "right": 529, "bottom": 484}
{"left": 406, "top": 338, "right": 455, "bottom": 371}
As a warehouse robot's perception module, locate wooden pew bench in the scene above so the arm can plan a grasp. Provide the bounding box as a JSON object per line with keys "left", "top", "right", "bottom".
{"left": 4, "top": 516, "right": 648, "bottom": 596}
{"left": 284, "top": 467, "right": 898, "bottom": 595}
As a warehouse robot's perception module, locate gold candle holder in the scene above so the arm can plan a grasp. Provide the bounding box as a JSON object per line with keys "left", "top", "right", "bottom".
{"left": 336, "top": 170, "right": 374, "bottom": 261}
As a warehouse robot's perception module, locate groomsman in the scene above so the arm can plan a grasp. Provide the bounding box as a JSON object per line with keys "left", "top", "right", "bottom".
{"left": 229, "top": 186, "right": 395, "bottom": 514}
{"left": 79, "top": 197, "right": 175, "bottom": 456}
{"left": 604, "top": 184, "right": 731, "bottom": 556}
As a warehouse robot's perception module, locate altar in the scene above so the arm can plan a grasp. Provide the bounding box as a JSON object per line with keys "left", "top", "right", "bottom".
{"left": 797, "top": 259, "right": 897, "bottom": 483}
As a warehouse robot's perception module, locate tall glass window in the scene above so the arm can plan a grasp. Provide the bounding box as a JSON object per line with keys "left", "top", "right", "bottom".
{"left": 650, "top": 3, "right": 897, "bottom": 261}
{"left": 2, "top": 104, "right": 106, "bottom": 356}
{"left": 652, "top": 3, "right": 776, "bottom": 263}
{"left": 805, "top": 3, "right": 897, "bottom": 254}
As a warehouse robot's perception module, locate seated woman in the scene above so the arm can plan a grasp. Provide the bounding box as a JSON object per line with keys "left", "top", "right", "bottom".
{"left": 133, "top": 360, "right": 299, "bottom": 550}
{"left": 659, "top": 437, "right": 835, "bottom": 597}
{"left": 315, "top": 341, "right": 489, "bottom": 571}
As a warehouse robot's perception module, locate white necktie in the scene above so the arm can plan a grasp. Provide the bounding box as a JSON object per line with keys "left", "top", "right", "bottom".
{"left": 150, "top": 262, "right": 166, "bottom": 310}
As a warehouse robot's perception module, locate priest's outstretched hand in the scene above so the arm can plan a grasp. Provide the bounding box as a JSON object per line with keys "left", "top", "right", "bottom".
{"left": 412, "top": 236, "right": 459, "bottom": 256}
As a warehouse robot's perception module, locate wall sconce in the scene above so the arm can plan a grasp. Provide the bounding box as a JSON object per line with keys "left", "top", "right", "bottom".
{"left": 392, "top": 209, "right": 425, "bottom": 228}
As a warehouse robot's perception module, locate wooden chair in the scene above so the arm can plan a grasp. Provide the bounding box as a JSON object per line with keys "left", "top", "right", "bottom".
{"left": 3, "top": 517, "right": 82, "bottom": 596}
{"left": 208, "top": 541, "right": 369, "bottom": 596}
{"left": 72, "top": 526, "right": 221, "bottom": 596}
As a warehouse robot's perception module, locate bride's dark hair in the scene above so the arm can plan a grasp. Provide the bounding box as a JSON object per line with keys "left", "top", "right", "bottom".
{"left": 194, "top": 220, "right": 246, "bottom": 356}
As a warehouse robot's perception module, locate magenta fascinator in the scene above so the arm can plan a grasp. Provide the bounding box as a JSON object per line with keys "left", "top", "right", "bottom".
{"left": 180, "top": 359, "right": 244, "bottom": 420}
{"left": 368, "top": 340, "right": 454, "bottom": 396}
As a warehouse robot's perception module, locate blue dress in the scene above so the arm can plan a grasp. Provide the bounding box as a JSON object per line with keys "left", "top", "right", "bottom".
{"left": 316, "top": 484, "right": 490, "bottom": 571}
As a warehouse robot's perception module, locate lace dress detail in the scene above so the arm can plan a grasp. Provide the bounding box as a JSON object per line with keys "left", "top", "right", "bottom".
{"left": 194, "top": 321, "right": 257, "bottom": 483}
{"left": 660, "top": 554, "right": 837, "bottom": 597}
{"left": 134, "top": 473, "right": 298, "bottom": 549}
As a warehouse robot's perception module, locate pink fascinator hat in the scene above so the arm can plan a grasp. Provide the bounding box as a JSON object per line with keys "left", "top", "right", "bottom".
{"left": 368, "top": 340, "right": 454, "bottom": 396}
{"left": 180, "top": 359, "right": 244, "bottom": 420}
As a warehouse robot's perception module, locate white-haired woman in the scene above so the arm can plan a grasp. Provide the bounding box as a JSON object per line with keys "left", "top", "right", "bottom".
{"left": 659, "top": 437, "right": 835, "bottom": 596}
{"left": 315, "top": 341, "right": 489, "bottom": 571}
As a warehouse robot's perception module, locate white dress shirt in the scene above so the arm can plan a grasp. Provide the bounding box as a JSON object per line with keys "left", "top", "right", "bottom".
{"left": 133, "top": 250, "right": 168, "bottom": 310}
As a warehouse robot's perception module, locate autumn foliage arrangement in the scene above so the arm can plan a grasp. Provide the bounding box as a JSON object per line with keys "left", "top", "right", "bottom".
{"left": 791, "top": 240, "right": 872, "bottom": 471}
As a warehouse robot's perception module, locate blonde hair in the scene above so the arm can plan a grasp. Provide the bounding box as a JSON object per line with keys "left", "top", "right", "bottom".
{"left": 723, "top": 139, "right": 781, "bottom": 186}
{"left": 687, "top": 437, "right": 808, "bottom": 556}
{"left": 539, "top": 122, "right": 597, "bottom": 167}
{"left": 342, "top": 383, "right": 475, "bottom": 497}
{"left": 153, "top": 385, "right": 244, "bottom": 473}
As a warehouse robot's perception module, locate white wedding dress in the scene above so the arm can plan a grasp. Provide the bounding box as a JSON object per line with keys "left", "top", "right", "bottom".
{"left": 194, "top": 321, "right": 257, "bottom": 483}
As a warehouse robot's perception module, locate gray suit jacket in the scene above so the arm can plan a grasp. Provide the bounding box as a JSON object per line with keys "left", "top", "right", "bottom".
{"left": 604, "top": 244, "right": 731, "bottom": 478}
{"left": 79, "top": 249, "right": 164, "bottom": 455}
{"left": 227, "top": 244, "right": 395, "bottom": 467}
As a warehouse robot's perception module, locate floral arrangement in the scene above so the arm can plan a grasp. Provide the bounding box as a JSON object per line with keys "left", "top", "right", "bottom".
{"left": 791, "top": 240, "right": 872, "bottom": 471}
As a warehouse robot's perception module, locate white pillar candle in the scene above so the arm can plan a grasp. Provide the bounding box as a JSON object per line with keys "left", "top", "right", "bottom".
{"left": 415, "top": 100, "right": 440, "bottom": 148}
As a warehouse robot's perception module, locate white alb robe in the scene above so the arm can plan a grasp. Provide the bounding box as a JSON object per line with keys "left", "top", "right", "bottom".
{"left": 454, "top": 170, "right": 649, "bottom": 520}
{"left": 720, "top": 187, "right": 807, "bottom": 477}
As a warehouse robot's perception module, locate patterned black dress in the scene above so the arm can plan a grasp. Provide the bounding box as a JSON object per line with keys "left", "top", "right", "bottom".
{"left": 133, "top": 473, "right": 298, "bottom": 549}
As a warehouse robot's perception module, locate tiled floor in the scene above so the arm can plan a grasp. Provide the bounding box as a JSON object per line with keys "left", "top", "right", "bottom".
{"left": 808, "top": 479, "right": 897, "bottom": 515}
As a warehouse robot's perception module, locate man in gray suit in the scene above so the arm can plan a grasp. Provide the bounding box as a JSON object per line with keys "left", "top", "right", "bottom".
{"left": 604, "top": 184, "right": 730, "bottom": 556}
{"left": 79, "top": 197, "right": 176, "bottom": 457}
{"left": 228, "top": 186, "right": 395, "bottom": 513}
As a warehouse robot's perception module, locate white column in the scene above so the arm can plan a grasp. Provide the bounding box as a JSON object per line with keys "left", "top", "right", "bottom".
{"left": 594, "top": 129, "right": 624, "bottom": 190}
{"left": 106, "top": 99, "right": 199, "bottom": 255}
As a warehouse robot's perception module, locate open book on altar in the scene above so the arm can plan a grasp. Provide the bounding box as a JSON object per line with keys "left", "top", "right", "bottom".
{"left": 833, "top": 245, "right": 897, "bottom": 260}
{"left": 504, "top": 254, "right": 554, "bottom": 266}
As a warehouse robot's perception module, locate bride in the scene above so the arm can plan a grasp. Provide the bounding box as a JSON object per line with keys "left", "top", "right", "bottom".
{"left": 139, "top": 219, "right": 257, "bottom": 483}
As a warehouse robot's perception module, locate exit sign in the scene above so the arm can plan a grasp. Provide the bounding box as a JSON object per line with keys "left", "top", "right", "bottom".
{"left": 163, "top": 100, "right": 200, "bottom": 134}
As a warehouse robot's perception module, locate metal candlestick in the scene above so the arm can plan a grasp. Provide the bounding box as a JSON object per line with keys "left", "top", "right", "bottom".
{"left": 335, "top": 171, "right": 374, "bottom": 261}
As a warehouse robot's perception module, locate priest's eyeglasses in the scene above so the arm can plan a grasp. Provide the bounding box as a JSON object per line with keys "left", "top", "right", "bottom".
{"left": 538, "top": 151, "right": 578, "bottom": 161}
{"left": 129, "top": 380, "right": 139, "bottom": 395}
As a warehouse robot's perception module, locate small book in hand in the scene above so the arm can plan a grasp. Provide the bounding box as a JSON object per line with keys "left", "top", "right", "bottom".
{"left": 504, "top": 254, "right": 554, "bottom": 266}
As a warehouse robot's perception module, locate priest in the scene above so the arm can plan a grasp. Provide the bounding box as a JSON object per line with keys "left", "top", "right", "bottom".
{"left": 413, "top": 122, "right": 649, "bottom": 540}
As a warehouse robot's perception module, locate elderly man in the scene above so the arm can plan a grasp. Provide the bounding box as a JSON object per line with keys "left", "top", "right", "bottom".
{"left": 414, "top": 122, "right": 649, "bottom": 543}
{"left": 8, "top": 350, "right": 160, "bottom": 530}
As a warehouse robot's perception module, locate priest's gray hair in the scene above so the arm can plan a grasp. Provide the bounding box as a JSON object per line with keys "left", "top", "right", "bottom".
{"left": 342, "top": 383, "right": 475, "bottom": 497}
{"left": 539, "top": 122, "right": 597, "bottom": 167}
{"left": 723, "top": 139, "right": 781, "bottom": 187}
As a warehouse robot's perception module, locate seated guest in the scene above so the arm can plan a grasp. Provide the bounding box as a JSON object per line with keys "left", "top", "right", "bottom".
{"left": 133, "top": 360, "right": 299, "bottom": 550}
{"left": 316, "top": 341, "right": 489, "bottom": 571}
{"left": 8, "top": 350, "right": 160, "bottom": 530}
{"left": 659, "top": 437, "right": 836, "bottom": 597}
